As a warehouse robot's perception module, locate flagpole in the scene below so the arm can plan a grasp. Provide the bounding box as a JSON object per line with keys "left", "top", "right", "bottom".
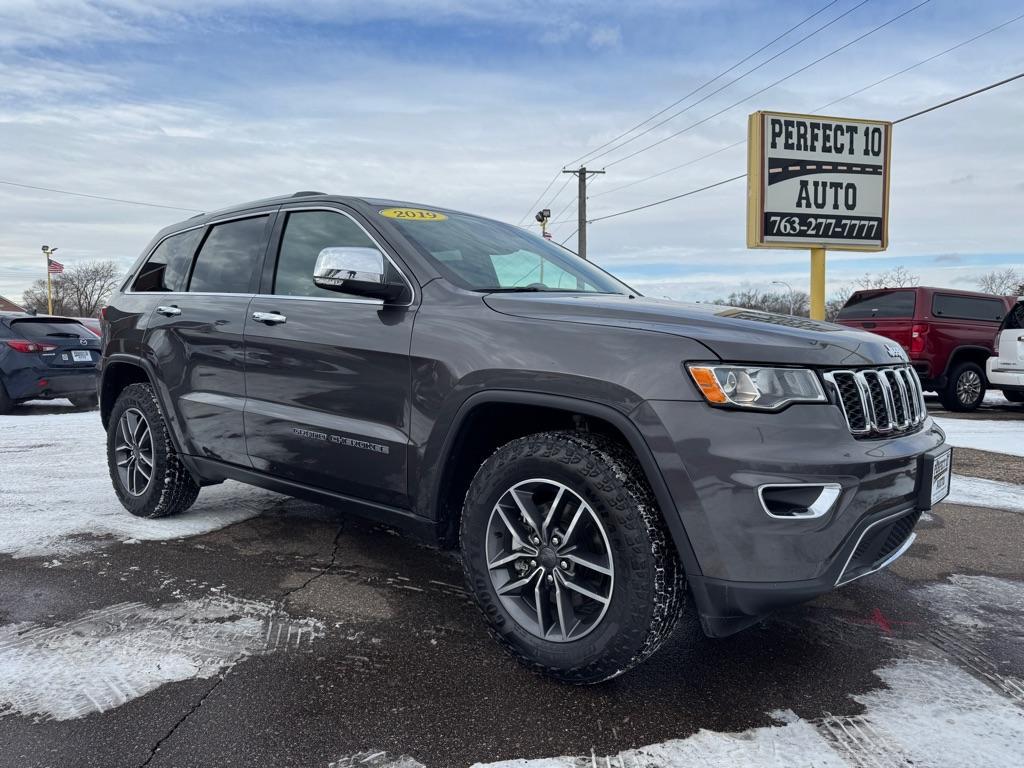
{"left": 42, "top": 245, "right": 55, "bottom": 315}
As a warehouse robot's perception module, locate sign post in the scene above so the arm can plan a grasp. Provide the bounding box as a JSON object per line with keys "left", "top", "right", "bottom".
{"left": 747, "top": 110, "right": 892, "bottom": 320}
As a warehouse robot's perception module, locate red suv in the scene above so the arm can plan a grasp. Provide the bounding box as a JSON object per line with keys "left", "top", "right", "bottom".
{"left": 837, "top": 287, "right": 1014, "bottom": 411}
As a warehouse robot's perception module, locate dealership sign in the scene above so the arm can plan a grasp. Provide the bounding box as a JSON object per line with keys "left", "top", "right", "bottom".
{"left": 747, "top": 111, "right": 891, "bottom": 251}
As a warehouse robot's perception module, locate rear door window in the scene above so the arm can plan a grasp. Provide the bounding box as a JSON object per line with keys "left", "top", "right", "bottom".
{"left": 932, "top": 294, "right": 1006, "bottom": 322}
{"left": 188, "top": 216, "right": 269, "bottom": 294}
{"left": 837, "top": 290, "right": 916, "bottom": 319}
{"left": 132, "top": 228, "right": 203, "bottom": 292}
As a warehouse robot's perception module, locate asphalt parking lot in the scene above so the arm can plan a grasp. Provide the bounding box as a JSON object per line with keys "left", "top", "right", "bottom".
{"left": 1, "top": 398, "right": 1022, "bottom": 768}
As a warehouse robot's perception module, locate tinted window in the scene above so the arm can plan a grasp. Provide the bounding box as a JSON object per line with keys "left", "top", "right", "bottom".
{"left": 1001, "top": 302, "right": 1024, "bottom": 331}
{"left": 932, "top": 294, "right": 1005, "bottom": 322}
{"left": 838, "top": 290, "right": 916, "bottom": 319}
{"left": 132, "top": 228, "right": 202, "bottom": 292}
{"left": 10, "top": 319, "right": 91, "bottom": 338}
{"left": 275, "top": 211, "right": 394, "bottom": 298}
{"left": 188, "top": 217, "right": 268, "bottom": 293}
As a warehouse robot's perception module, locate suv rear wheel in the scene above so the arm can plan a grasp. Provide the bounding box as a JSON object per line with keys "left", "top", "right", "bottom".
{"left": 107, "top": 382, "right": 200, "bottom": 518}
{"left": 940, "top": 361, "right": 986, "bottom": 411}
{"left": 460, "top": 431, "right": 685, "bottom": 684}
{"left": 0, "top": 381, "right": 13, "bottom": 415}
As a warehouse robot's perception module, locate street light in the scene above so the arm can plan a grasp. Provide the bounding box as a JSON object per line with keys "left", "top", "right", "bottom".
{"left": 772, "top": 280, "right": 795, "bottom": 315}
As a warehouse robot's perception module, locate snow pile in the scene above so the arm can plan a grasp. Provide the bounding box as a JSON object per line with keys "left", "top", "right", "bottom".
{"left": 0, "top": 595, "right": 323, "bottom": 721}
{"left": 932, "top": 417, "right": 1024, "bottom": 458}
{"left": 945, "top": 475, "right": 1024, "bottom": 514}
{"left": 0, "top": 410, "right": 281, "bottom": 558}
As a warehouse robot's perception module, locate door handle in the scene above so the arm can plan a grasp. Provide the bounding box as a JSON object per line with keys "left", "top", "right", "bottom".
{"left": 252, "top": 311, "right": 287, "bottom": 325}
{"left": 155, "top": 305, "right": 181, "bottom": 317}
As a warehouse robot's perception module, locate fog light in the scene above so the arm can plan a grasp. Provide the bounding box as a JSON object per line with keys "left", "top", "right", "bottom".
{"left": 758, "top": 484, "right": 842, "bottom": 519}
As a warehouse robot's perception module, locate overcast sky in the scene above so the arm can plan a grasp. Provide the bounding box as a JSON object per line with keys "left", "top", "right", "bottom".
{"left": 1, "top": 0, "right": 1022, "bottom": 303}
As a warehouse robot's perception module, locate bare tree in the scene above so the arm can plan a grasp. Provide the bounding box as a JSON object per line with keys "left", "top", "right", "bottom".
{"left": 976, "top": 267, "right": 1023, "bottom": 296}
{"left": 855, "top": 265, "right": 918, "bottom": 289}
{"left": 21, "top": 260, "right": 123, "bottom": 317}
{"left": 712, "top": 289, "right": 810, "bottom": 316}
{"left": 825, "top": 284, "right": 855, "bottom": 322}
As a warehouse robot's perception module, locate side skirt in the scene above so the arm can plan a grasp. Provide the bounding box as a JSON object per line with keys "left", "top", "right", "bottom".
{"left": 187, "top": 456, "right": 439, "bottom": 544}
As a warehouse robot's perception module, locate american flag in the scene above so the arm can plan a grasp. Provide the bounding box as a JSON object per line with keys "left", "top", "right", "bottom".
{"left": 47, "top": 258, "right": 64, "bottom": 274}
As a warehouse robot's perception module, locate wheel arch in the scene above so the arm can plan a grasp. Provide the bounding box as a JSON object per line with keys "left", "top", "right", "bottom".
{"left": 430, "top": 390, "right": 703, "bottom": 578}
{"left": 943, "top": 345, "right": 991, "bottom": 377}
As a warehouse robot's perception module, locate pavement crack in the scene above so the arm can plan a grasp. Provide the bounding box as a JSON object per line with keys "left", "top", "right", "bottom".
{"left": 138, "top": 674, "right": 225, "bottom": 768}
{"left": 280, "top": 524, "right": 345, "bottom": 603}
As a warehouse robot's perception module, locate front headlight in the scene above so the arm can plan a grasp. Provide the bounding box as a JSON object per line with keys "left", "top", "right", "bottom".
{"left": 686, "top": 364, "right": 826, "bottom": 410}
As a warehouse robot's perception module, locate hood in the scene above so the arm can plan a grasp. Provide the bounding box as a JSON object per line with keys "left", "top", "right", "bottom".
{"left": 483, "top": 293, "right": 907, "bottom": 367}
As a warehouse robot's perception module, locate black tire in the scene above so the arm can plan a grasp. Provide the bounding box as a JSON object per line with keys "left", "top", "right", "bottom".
{"left": 1003, "top": 390, "right": 1024, "bottom": 404}
{"left": 69, "top": 393, "right": 99, "bottom": 409}
{"left": 106, "top": 382, "right": 200, "bottom": 518}
{"left": 939, "top": 361, "right": 986, "bottom": 411}
{"left": 460, "top": 431, "right": 685, "bottom": 684}
{"left": 0, "top": 380, "right": 13, "bottom": 415}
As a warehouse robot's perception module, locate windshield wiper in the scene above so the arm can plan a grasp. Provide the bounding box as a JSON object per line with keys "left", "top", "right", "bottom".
{"left": 46, "top": 332, "right": 81, "bottom": 338}
{"left": 477, "top": 286, "right": 547, "bottom": 293}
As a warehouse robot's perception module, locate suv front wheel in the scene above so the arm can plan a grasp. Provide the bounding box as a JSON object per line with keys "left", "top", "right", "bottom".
{"left": 460, "top": 431, "right": 685, "bottom": 684}
{"left": 940, "top": 361, "right": 986, "bottom": 412}
{"left": 106, "top": 382, "right": 200, "bottom": 518}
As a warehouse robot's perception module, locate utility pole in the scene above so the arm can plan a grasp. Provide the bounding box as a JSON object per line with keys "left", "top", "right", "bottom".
{"left": 562, "top": 167, "right": 604, "bottom": 259}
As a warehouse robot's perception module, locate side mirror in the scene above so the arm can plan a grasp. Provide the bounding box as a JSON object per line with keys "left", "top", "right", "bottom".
{"left": 313, "top": 247, "right": 407, "bottom": 302}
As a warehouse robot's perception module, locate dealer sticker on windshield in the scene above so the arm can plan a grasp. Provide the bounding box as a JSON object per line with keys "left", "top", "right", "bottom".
{"left": 930, "top": 449, "right": 952, "bottom": 507}
{"left": 379, "top": 207, "right": 448, "bottom": 221}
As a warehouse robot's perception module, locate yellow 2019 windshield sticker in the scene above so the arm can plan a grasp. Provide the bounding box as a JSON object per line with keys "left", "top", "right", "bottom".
{"left": 379, "top": 207, "right": 448, "bottom": 222}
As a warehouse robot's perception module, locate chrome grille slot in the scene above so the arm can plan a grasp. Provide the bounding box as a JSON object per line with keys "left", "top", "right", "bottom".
{"left": 824, "top": 365, "right": 926, "bottom": 438}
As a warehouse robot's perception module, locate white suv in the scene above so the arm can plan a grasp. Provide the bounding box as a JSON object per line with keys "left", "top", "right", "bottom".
{"left": 987, "top": 298, "right": 1024, "bottom": 404}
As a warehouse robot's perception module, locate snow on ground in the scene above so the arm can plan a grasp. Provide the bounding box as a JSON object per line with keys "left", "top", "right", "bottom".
{"left": 472, "top": 574, "right": 1024, "bottom": 768}
{"left": 932, "top": 416, "right": 1024, "bottom": 458}
{"left": 946, "top": 475, "right": 1024, "bottom": 513}
{"left": 0, "top": 595, "right": 323, "bottom": 721}
{"left": 0, "top": 409, "right": 282, "bottom": 558}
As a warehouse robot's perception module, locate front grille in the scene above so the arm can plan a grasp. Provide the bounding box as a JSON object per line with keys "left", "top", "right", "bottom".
{"left": 824, "top": 365, "right": 926, "bottom": 437}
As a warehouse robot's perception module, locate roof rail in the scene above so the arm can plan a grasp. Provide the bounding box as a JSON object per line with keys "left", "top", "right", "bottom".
{"left": 291, "top": 190, "right": 326, "bottom": 197}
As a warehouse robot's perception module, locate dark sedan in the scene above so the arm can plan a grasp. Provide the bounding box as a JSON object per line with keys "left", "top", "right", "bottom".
{"left": 0, "top": 313, "right": 100, "bottom": 412}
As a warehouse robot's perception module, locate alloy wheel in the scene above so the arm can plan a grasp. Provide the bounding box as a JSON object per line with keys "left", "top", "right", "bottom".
{"left": 114, "top": 407, "right": 154, "bottom": 496}
{"left": 956, "top": 370, "right": 982, "bottom": 405}
{"left": 485, "top": 478, "right": 614, "bottom": 642}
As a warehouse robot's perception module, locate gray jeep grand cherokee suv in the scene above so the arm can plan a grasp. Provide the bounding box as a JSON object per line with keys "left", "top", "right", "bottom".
{"left": 99, "top": 192, "right": 950, "bottom": 683}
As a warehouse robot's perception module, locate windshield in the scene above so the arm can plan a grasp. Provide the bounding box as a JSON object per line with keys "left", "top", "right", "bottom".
{"left": 376, "top": 206, "right": 631, "bottom": 294}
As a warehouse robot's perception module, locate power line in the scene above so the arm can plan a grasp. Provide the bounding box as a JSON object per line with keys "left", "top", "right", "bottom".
{"left": 586, "top": 69, "right": 1024, "bottom": 224}
{"left": 816, "top": 11, "right": 1024, "bottom": 112}
{"left": 588, "top": 174, "right": 748, "bottom": 223}
{"left": 589, "top": 10, "right": 1023, "bottom": 201}
{"left": 893, "top": 70, "right": 1024, "bottom": 123}
{"left": 564, "top": 0, "right": 844, "bottom": 169}
{"left": 0, "top": 180, "right": 202, "bottom": 213}
{"left": 516, "top": 171, "right": 562, "bottom": 226}
{"left": 582, "top": 0, "right": 870, "bottom": 167}
{"left": 602, "top": 0, "right": 932, "bottom": 169}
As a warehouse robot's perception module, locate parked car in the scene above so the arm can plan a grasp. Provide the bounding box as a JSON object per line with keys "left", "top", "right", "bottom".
{"left": 0, "top": 313, "right": 100, "bottom": 413}
{"left": 986, "top": 298, "right": 1024, "bottom": 403}
{"left": 74, "top": 316, "right": 103, "bottom": 338}
{"left": 836, "top": 286, "right": 1014, "bottom": 411}
{"left": 99, "top": 193, "right": 949, "bottom": 683}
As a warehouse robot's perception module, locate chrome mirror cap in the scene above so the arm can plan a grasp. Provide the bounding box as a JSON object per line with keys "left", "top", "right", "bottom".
{"left": 312, "top": 247, "right": 406, "bottom": 302}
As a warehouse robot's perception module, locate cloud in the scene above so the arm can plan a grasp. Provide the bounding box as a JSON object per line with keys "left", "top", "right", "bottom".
{"left": 588, "top": 25, "right": 622, "bottom": 50}
{"left": 0, "top": 1, "right": 1021, "bottom": 301}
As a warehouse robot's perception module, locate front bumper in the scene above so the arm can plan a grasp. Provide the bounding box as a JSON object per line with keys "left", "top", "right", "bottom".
{"left": 632, "top": 399, "right": 946, "bottom": 636}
